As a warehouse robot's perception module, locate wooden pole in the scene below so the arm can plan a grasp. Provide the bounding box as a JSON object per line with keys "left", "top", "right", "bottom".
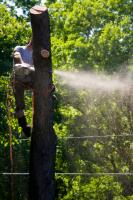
{"left": 29, "top": 5, "right": 57, "bottom": 200}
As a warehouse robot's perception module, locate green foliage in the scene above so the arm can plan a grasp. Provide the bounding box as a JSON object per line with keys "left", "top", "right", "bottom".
{"left": 0, "top": 75, "right": 32, "bottom": 199}
{"left": 0, "top": 74, "right": 32, "bottom": 143}
{"left": 13, "top": 0, "right": 38, "bottom": 10}
{"left": 0, "top": 4, "right": 31, "bottom": 74}
{"left": 60, "top": 176, "right": 123, "bottom": 200}
{"left": 55, "top": 84, "right": 133, "bottom": 199}
{"left": 1, "top": 0, "right": 39, "bottom": 15}
{"left": 49, "top": 0, "right": 132, "bottom": 71}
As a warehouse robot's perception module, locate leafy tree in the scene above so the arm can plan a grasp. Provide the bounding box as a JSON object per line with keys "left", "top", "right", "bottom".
{"left": 1, "top": 0, "right": 39, "bottom": 14}
{"left": 0, "top": 4, "right": 31, "bottom": 74}
{"left": 49, "top": 0, "right": 133, "bottom": 71}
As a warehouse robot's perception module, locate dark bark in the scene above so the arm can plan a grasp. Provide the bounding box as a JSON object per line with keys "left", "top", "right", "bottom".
{"left": 29, "top": 5, "right": 57, "bottom": 200}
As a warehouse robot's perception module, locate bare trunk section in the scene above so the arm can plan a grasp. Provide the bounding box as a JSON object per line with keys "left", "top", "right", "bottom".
{"left": 29, "top": 5, "right": 57, "bottom": 200}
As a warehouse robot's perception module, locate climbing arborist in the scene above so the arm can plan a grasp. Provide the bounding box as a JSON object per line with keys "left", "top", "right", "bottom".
{"left": 12, "top": 40, "right": 34, "bottom": 137}
{"left": 12, "top": 40, "right": 55, "bottom": 137}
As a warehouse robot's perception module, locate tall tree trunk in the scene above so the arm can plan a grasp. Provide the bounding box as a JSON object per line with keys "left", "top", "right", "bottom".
{"left": 29, "top": 5, "right": 57, "bottom": 200}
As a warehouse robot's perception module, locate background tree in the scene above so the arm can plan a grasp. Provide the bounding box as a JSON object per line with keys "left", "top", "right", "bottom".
{"left": 0, "top": 4, "right": 31, "bottom": 74}
{"left": 49, "top": 0, "right": 132, "bottom": 71}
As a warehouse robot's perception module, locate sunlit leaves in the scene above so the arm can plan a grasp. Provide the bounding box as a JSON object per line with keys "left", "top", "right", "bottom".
{"left": 0, "top": 4, "right": 31, "bottom": 73}
{"left": 50, "top": 0, "right": 132, "bottom": 71}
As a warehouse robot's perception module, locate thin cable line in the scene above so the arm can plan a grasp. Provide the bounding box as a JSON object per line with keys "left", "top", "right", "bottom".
{"left": 18, "top": 138, "right": 30, "bottom": 141}
{"left": 1, "top": 173, "right": 29, "bottom": 175}
{"left": 18, "top": 134, "right": 133, "bottom": 141}
{"left": 60, "top": 134, "right": 133, "bottom": 139}
{"left": 55, "top": 172, "right": 133, "bottom": 176}
{"left": 1, "top": 172, "right": 133, "bottom": 176}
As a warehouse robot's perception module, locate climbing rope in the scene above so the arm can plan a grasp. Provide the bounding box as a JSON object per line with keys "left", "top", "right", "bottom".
{"left": 6, "top": 76, "right": 15, "bottom": 200}
{"left": 6, "top": 76, "right": 14, "bottom": 173}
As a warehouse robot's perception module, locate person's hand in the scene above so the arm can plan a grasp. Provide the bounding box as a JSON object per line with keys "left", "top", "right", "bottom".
{"left": 13, "top": 52, "right": 23, "bottom": 64}
{"left": 13, "top": 51, "right": 21, "bottom": 59}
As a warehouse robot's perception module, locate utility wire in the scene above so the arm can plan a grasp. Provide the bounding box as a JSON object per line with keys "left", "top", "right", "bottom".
{"left": 55, "top": 172, "right": 133, "bottom": 176}
{"left": 18, "top": 134, "right": 133, "bottom": 141}
{"left": 1, "top": 172, "right": 133, "bottom": 176}
{"left": 62, "top": 134, "right": 133, "bottom": 139}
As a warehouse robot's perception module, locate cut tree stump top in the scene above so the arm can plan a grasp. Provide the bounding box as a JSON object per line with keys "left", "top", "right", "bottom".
{"left": 30, "top": 5, "right": 47, "bottom": 15}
